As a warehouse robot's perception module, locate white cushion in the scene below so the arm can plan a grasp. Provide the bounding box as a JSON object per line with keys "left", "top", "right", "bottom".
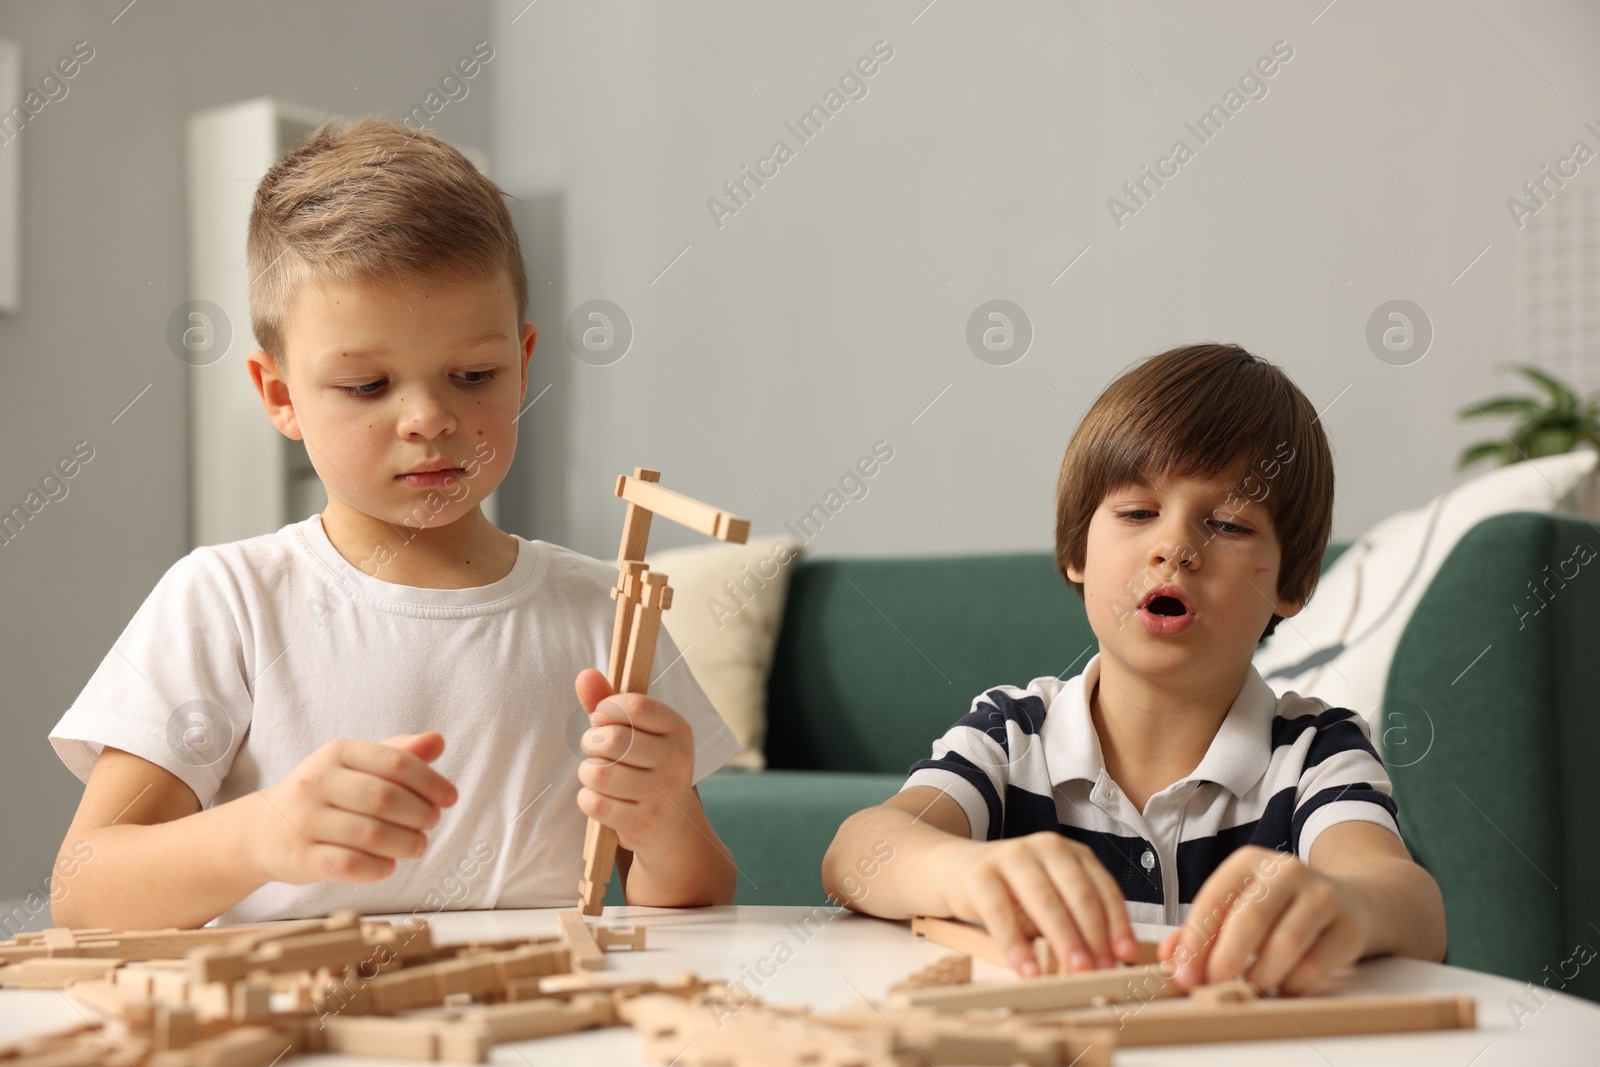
{"left": 1252, "top": 450, "right": 1599, "bottom": 757}
{"left": 646, "top": 537, "right": 801, "bottom": 769}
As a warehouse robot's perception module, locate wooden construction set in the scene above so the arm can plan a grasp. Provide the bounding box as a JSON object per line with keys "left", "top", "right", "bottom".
{"left": 0, "top": 470, "right": 1478, "bottom": 1063}
{"left": 579, "top": 468, "right": 750, "bottom": 916}
{"left": 0, "top": 910, "right": 1476, "bottom": 1066}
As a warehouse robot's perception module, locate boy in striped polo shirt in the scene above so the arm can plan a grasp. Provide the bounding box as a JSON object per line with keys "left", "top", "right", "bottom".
{"left": 823, "top": 343, "right": 1447, "bottom": 995}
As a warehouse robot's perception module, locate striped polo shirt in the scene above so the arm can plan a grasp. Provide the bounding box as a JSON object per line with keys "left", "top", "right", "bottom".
{"left": 899, "top": 652, "right": 1401, "bottom": 927}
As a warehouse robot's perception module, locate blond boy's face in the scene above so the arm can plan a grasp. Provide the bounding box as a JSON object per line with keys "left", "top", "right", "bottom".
{"left": 248, "top": 267, "right": 536, "bottom": 531}
{"left": 1066, "top": 468, "right": 1302, "bottom": 677}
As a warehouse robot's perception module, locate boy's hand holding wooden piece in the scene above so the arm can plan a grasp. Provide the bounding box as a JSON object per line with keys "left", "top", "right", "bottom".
{"left": 934, "top": 830, "right": 1144, "bottom": 977}
{"left": 250, "top": 732, "right": 458, "bottom": 886}
{"left": 574, "top": 668, "right": 697, "bottom": 854}
{"left": 1159, "top": 844, "right": 1371, "bottom": 996}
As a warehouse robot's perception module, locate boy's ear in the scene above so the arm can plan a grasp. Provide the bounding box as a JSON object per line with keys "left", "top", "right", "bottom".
{"left": 246, "top": 348, "right": 303, "bottom": 441}
{"left": 518, "top": 322, "right": 537, "bottom": 398}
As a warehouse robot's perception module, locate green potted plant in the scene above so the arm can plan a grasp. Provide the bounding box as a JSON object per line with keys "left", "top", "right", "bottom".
{"left": 1457, "top": 363, "right": 1600, "bottom": 516}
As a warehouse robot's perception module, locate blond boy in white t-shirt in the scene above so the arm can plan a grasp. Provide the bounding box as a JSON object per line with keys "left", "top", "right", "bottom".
{"left": 46, "top": 117, "right": 741, "bottom": 930}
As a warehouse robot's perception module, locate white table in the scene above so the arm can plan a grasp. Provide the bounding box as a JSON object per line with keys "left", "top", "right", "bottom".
{"left": 3, "top": 906, "right": 1597, "bottom": 1064}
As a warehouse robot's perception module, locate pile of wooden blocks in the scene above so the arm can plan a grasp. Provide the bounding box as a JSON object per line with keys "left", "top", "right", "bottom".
{"left": 0, "top": 908, "right": 657, "bottom": 1066}
{"left": 0, "top": 911, "right": 1478, "bottom": 1067}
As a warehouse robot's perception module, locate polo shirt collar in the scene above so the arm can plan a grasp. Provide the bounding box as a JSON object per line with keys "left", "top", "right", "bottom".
{"left": 1045, "top": 652, "right": 1277, "bottom": 799}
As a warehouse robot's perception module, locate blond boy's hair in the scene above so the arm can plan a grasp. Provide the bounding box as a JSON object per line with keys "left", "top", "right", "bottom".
{"left": 1054, "top": 343, "right": 1335, "bottom": 643}
{"left": 247, "top": 115, "right": 528, "bottom": 368}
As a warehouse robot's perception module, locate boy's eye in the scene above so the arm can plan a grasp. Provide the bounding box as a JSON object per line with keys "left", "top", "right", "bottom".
{"left": 335, "top": 369, "right": 499, "bottom": 398}
{"left": 1114, "top": 510, "right": 1251, "bottom": 535}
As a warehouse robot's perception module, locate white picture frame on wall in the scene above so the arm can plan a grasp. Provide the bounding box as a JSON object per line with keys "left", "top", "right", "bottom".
{"left": 0, "top": 38, "right": 19, "bottom": 314}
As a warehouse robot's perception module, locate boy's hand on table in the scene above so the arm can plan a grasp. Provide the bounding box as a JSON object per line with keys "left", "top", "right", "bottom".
{"left": 938, "top": 831, "right": 1143, "bottom": 977}
{"left": 1159, "top": 844, "right": 1371, "bottom": 996}
{"left": 251, "top": 733, "right": 458, "bottom": 886}
{"left": 574, "top": 668, "right": 697, "bottom": 855}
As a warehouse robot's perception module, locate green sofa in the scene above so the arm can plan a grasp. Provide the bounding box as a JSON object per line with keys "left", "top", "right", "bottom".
{"left": 660, "top": 513, "right": 1595, "bottom": 1000}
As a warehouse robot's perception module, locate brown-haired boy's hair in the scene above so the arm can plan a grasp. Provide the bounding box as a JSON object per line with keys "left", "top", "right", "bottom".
{"left": 246, "top": 115, "right": 528, "bottom": 368}
{"left": 1054, "top": 343, "right": 1335, "bottom": 643}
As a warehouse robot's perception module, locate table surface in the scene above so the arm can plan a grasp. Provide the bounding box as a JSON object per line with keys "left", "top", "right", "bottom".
{"left": 3, "top": 906, "right": 1597, "bottom": 1065}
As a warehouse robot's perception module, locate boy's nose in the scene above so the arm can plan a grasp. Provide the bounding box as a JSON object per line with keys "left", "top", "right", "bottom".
{"left": 400, "top": 395, "right": 457, "bottom": 437}
{"left": 1148, "top": 540, "right": 1198, "bottom": 573}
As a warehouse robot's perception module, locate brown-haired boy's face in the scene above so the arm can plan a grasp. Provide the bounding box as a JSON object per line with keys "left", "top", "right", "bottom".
{"left": 1066, "top": 469, "right": 1302, "bottom": 678}
{"left": 247, "top": 266, "right": 535, "bottom": 534}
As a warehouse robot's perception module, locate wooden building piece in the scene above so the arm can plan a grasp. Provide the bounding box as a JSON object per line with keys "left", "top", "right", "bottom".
{"left": 890, "top": 962, "right": 1177, "bottom": 1013}
{"left": 910, "top": 915, "right": 1161, "bottom": 976}
{"left": 0, "top": 956, "right": 124, "bottom": 988}
{"left": 556, "top": 912, "right": 607, "bottom": 973}
{"left": 823, "top": 1002, "right": 1115, "bottom": 1067}
{"left": 888, "top": 953, "right": 971, "bottom": 995}
{"left": 578, "top": 468, "right": 750, "bottom": 916}
{"left": 912, "top": 915, "right": 1059, "bottom": 975}
{"left": 0, "top": 917, "right": 373, "bottom": 965}
{"left": 616, "top": 477, "right": 751, "bottom": 543}
{"left": 321, "top": 1016, "right": 491, "bottom": 1063}
{"left": 1051, "top": 991, "right": 1477, "bottom": 1046}
{"left": 595, "top": 924, "right": 646, "bottom": 952}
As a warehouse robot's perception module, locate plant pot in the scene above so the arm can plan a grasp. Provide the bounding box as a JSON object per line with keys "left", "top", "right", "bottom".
{"left": 1554, "top": 450, "right": 1600, "bottom": 519}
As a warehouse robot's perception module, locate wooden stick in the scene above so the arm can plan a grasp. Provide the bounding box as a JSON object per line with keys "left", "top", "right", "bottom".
{"left": 617, "top": 477, "right": 751, "bottom": 544}
{"left": 1053, "top": 991, "right": 1477, "bottom": 1046}
{"left": 911, "top": 916, "right": 1160, "bottom": 975}
{"left": 577, "top": 468, "right": 750, "bottom": 916}
{"left": 556, "top": 912, "right": 607, "bottom": 973}
{"left": 890, "top": 963, "right": 1177, "bottom": 1013}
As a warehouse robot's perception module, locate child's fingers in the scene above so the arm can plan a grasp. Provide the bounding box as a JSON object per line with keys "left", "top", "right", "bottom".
{"left": 301, "top": 841, "right": 397, "bottom": 884}
{"left": 380, "top": 730, "right": 445, "bottom": 763}
{"left": 313, "top": 807, "right": 428, "bottom": 861}
{"left": 1079, "top": 856, "right": 1141, "bottom": 962}
{"left": 1201, "top": 884, "right": 1292, "bottom": 986}
{"left": 1276, "top": 924, "right": 1358, "bottom": 997}
{"left": 1036, "top": 852, "right": 1113, "bottom": 968}
{"left": 576, "top": 756, "right": 657, "bottom": 802}
{"left": 574, "top": 668, "right": 614, "bottom": 715}
{"left": 589, "top": 694, "right": 683, "bottom": 737}
{"left": 340, "top": 739, "right": 457, "bottom": 810}
{"left": 965, "top": 871, "right": 1040, "bottom": 976}
{"left": 322, "top": 766, "right": 440, "bottom": 830}
{"left": 1244, "top": 898, "right": 1340, "bottom": 994}
{"left": 580, "top": 723, "right": 645, "bottom": 767}
{"left": 1003, "top": 854, "right": 1092, "bottom": 970}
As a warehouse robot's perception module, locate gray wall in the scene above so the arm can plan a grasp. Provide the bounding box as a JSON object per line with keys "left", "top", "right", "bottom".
{"left": 3, "top": 0, "right": 1596, "bottom": 909}
{"left": 0, "top": 0, "right": 493, "bottom": 913}
{"left": 491, "top": 0, "right": 1600, "bottom": 559}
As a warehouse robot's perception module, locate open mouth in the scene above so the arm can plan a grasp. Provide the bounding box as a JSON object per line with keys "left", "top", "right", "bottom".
{"left": 1134, "top": 586, "right": 1196, "bottom": 635}
{"left": 1144, "top": 596, "right": 1188, "bottom": 617}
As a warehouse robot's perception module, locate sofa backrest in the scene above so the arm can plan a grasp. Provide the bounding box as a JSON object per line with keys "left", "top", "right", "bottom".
{"left": 765, "top": 543, "right": 1350, "bottom": 775}
{"left": 1386, "top": 511, "right": 1599, "bottom": 1001}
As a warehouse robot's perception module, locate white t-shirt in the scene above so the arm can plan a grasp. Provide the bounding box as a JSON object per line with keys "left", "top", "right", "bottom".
{"left": 48, "top": 514, "right": 742, "bottom": 925}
